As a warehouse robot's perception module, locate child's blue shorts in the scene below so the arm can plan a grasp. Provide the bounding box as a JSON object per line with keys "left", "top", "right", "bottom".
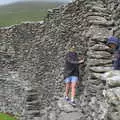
{"left": 64, "top": 76, "right": 78, "bottom": 83}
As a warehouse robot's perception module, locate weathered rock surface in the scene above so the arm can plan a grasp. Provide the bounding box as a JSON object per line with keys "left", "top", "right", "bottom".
{"left": 0, "top": 0, "right": 120, "bottom": 120}
{"left": 102, "top": 71, "right": 120, "bottom": 120}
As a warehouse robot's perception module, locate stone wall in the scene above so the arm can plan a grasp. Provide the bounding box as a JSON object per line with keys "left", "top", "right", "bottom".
{"left": 102, "top": 70, "right": 120, "bottom": 120}
{"left": 0, "top": 0, "right": 120, "bottom": 120}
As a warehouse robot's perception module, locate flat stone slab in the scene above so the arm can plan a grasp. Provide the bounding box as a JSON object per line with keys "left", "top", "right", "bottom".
{"left": 90, "top": 66, "right": 111, "bottom": 73}
{"left": 57, "top": 98, "right": 80, "bottom": 113}
{"left": 58, "top": 112, "right": 81, "bottom": 120}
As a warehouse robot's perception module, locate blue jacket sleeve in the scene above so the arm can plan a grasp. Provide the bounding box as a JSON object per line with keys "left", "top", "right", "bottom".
{"left": 113, "top": 48, "right": 120, "bottom": 70}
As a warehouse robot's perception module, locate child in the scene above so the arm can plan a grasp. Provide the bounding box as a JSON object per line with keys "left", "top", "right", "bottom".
{"left": 64, "top": 45, "right": 84, "bottom": 106}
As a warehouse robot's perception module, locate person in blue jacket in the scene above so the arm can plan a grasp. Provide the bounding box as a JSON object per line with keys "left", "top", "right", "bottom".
{"left": 64, "top": 45, "right": 84, "bottom": 106}
{"left": 107, "top": 36, "right": 120, "bottom": 70}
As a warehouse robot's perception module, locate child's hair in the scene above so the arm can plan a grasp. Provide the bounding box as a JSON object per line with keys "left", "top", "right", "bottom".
{"left": 69, "top": 45, "right": 75, "bottom": 51}
{"left": 69, "top": 45, "right": 76, "bottom": 52}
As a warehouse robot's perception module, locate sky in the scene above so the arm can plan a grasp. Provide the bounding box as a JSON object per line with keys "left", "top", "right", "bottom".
{"left": 0, "top": 0, "right": 72, "bottom": 5}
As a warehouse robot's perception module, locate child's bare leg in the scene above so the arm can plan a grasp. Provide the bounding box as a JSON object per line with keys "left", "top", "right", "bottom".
{"left": 65, "top": 83, "right": 71, "bottom": 97}
{"left": 71, "top": 82, "right": 77, "bottom": 101}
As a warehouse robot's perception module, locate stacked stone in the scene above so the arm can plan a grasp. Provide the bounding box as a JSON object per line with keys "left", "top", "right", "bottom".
{"left": 45, "top": 6, "right": 63, "bottom": 26}
{"left": 0, "top": 22, "right": 46, "bottom": 120}
{"left": 111, "top": 0, "right": 120, "bottom": 38}
{"left": 0, "top": 1, "right": 87, "bottom": 119}
{"left": 49, "top": 0, "right": 88, "bottom": 96}
{"left": 0, "top": 0, "right": 120, "bottom": 120}
{"left": 0, "top": 71, "right": 26, "bottom": 119}
{"left": 24, "top": 89, "right": 41, "bottom": 120}
{"left": 102, "top": 0, "right": 120, "bottom": 120}
{"left": 42, "top": 1, "right": 89, "bottom": 120}
{"left": 80, "top": 0, "right": 114, "bottom": 119}
{"left": 46, "top": 9, "right": 54, "bottom": 20}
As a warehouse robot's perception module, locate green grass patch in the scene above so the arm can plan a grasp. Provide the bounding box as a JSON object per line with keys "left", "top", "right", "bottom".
{"left": 0, "top": 113, "right": 17, "bottom": 120}
{"left": 0, "top": 1, "right": 62, "bottom": 27}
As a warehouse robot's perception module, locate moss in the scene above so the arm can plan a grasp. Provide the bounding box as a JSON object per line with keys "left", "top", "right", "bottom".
{"left": 0, "top": 113, "right": 17, "bottom": 120}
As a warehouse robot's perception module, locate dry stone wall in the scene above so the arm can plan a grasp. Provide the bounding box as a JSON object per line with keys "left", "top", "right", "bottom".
{"left": 0, "top": 0, "right": 120, "bottom": 120}
{"left": 102, "top": 70, "right": 120, "bottom": 120}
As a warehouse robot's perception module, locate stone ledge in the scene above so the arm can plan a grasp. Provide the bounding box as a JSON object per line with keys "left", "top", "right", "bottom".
{"left": 90, "top": 66, "right": 111, "bottom": 73}
{"left": 102, "top": 70, "right": 120, "bottom": 87}
{"left": 90, "top": 44, "right": 110, "bottom": 51}
{"left": 87, "top": 51, "right": 111, "bottom": 59}
{"left": 88, "top": 59, "right": 112, "bottom": 66}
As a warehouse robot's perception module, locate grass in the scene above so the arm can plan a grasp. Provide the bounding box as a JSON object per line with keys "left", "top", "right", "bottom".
{"left": 0, "top": 113, "right": 17, "bottom": 120}
{"left": 0, "top": 1, "right": 62, "bottom": 27}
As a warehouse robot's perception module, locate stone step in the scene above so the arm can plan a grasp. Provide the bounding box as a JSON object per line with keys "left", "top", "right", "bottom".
{"left": 26, "top": 101, "right": 40, "bottom": 106}
{"left": 89, "top": 66, "right": 111, "bottom": 73}
{"left": 33, "top": 117, "right": 42, "bottom": 120}
{"left": 88, "top": 59, "right": 112, "bottom": 66}
{"left": 26, "top": 89, "right": 38, "bottom": 93}
{"left": 26, "top": 105, "right": 40, "bottom": 110}
{"left": 27, "top": 92, "right": 39, "bottom": 96}
{"left": 26, "top": 100, "right": 40, "bottom": 104}
{"left": 26, "top": 110, "right": 40, "bottom": 116}
{"left": 26, "top": 95, "right": 38, "bottom": 102}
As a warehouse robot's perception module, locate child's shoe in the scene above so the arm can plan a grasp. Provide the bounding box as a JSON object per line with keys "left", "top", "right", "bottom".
{"left": 64, "top": 96, "right": 69, "bottom": 102}
{"left": 69, "top": 100, "right": 76, "bottom": 106}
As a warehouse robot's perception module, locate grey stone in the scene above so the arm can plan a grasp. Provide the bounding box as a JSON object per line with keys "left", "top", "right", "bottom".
{"left": 0, "top": 0, "right": 120, "bottom": 120}
{"left": 102, "top": 70, "right": 120, "bottom": 87}
{"left": 104, "top": 87, "right": 120, "bottom": 103}
{"left": 88, "top": 16, "right": 108, "bottom": 25}
{"left": 87, "top": 51, "right": 111, "bottom": 59}
{"left": 86, "top": 25, "right": 112, "bottom": 38}
{"left": 58, "top": 112, "right": 81, "bottom": 120}
{"left": 91, "top": 6, "right": 107, "bottom": 12}
{"left": 90, "top": 44, "right": 110, "bottom": 51}
{"left": 90, "top": 66, "right": 111, "bottom": 73}
{"left": 49, "top": 111, "right": 56, "bottom": 120}
{"left": 88, "top": 59, "right": 112, "bottom": 66}
{"left": 57, "top": 98, "right": 79, "bottom": 113}
{"left": 108, "top": 112, "right": 120, "bottom": 120}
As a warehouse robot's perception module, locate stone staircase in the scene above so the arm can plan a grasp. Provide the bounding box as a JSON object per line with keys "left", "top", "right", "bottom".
{"left": 25, "top": 89, "right": 41, "bottom": 119}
